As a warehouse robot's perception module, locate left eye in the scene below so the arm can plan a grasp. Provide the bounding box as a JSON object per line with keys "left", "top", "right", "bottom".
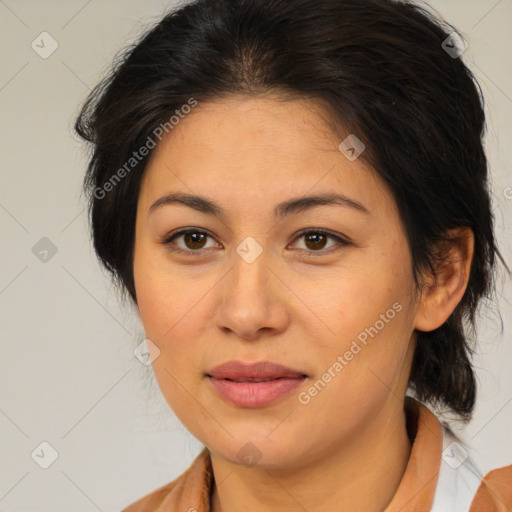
{"left": 161, "top": 228, "right": 349, "bottom": 255}
{"left": 291, "top": 229, "right": 348, "bottom": 253}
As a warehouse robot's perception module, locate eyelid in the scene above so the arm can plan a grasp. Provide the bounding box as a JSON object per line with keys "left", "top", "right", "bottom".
{"left": 160, "top": 227, "right": 351, "bottom": 256}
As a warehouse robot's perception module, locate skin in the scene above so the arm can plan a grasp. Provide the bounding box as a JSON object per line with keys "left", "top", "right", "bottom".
{"left": 132, "top": 94, "right": 474, "bottom": 512}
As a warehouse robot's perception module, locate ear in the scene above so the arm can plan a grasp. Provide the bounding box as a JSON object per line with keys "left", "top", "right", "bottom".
{"left": 414, "top": 227, "right": 474, "bottom": 332}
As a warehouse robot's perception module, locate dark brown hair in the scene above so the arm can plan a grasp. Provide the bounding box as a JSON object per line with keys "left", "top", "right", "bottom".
{"left": 74, "top": 0, "right": 506, "bottom": 419}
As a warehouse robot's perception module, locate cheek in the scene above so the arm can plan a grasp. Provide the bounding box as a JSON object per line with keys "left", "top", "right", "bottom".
{"left": 305, "top": 262, "right": 409, "bottom": 346}
{"left": 133, "top": 263, "right": 213, "bottom": 378}
{"left": 301, "top": 253, "right": 415, "bottom": 395}
{"left": 136, "top": 282, "right": 206, "bottom": 371}
{"left": 134, "top": 247, "right": 195, "bottom": 338}
{"left": 151, "top": 359, "right": 215, "bottom": 442}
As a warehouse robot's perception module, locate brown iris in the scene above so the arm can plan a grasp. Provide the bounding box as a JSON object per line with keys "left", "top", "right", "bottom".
{"left": 303, "top": 232, "right": 328, "bottom": 251}
{"left": 184, "top": 232, "right": 207, "bottom": 250}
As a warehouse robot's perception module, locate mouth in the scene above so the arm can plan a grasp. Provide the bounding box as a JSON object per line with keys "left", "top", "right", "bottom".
{"left": 206, "top": 360, "right": 307, "bottom": 380}
{"left": 206, "top": 360, "right": 308, "bottom": 407}
{"left": 220, "top": 377, "right": 288, "bottom": 382}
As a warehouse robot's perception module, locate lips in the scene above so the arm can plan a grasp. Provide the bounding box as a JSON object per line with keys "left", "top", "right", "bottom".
{"left": 206, "top": 360, "right": 307, "bottom": 408}
{"left": 206, "top": 360, "right": 307, "bottom": 380}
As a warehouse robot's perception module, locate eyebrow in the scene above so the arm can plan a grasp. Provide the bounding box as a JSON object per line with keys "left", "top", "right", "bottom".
{"left": 148, "top": 191, "right": 370, "bottom": 219}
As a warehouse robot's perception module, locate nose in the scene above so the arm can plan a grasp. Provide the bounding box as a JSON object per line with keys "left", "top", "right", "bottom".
{"left": 214, "top": 240, "right": 290, "bottom": 341}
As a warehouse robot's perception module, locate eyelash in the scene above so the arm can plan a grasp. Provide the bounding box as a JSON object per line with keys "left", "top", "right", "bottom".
{"left": 160, "top": 228, "right": 351, "bottom": 257}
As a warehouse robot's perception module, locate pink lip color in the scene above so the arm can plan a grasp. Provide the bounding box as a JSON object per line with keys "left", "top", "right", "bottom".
{"left": 208, "top": 376, "right": 305, "bottom": 407}
{"left": 206, "top": 360, "right": 307, "bottom": 408}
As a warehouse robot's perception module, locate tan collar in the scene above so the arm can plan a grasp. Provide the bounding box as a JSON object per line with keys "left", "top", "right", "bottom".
{"left": 384, "top": 396, "right": 443, "bottom": 511}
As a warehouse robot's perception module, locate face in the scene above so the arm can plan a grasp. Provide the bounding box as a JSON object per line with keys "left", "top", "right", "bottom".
{"left": 133, "top": 95, "right": 421, "bottom": 469}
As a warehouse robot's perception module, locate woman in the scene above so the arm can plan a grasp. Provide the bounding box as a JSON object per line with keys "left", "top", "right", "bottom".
{"left": 74, "top": 0, "right": 511, "bottom": 510}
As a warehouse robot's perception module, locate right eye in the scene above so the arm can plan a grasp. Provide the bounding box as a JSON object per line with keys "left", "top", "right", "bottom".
{"left": 160, "top": 228, "right": 221, "bottom": 255}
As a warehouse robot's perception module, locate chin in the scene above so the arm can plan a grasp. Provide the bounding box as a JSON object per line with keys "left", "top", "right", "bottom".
{"left": 207, "top": 432, "right": 305, "bottom": 470}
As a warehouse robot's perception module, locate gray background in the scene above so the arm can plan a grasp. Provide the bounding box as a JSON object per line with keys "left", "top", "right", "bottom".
{"left": 0, "top": 0, "right": 511, "bottom": 510}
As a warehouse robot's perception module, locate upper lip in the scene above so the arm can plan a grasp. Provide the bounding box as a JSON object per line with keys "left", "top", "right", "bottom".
{"left": 207, "top": 360, "right": 307, "bottom": 380}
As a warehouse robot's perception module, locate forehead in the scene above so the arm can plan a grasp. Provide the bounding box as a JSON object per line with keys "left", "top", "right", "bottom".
{"left": 138, "top": 95, "right": 393, "bottom": 219}
{"left": 157, "top": 95, "right": 342, "bottom": 160}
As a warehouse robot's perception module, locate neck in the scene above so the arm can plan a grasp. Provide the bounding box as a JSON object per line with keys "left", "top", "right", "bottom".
{"left": 210, "top": 399, "right": 413, "bottom": 512}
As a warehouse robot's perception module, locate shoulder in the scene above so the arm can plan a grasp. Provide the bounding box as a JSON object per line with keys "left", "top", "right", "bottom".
{"left": 431, "top": 425, "right": 512, "bottom": 512}
{"left": 121, "top": 479, "right": 177, "bottom": 512}
{"left": 469, "top": 465, "right": 512, "bottom": 512}
{"left": 121, "top": 448, "right": 212, "bottom": 512}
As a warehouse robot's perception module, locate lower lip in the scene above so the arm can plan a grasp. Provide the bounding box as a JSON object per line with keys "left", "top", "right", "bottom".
{"left": 207, "top": 376, "right": 306, "bottom": 407}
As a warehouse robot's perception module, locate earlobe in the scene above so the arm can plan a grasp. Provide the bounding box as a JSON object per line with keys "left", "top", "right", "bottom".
{"left": 414, "top": 227, "right": 474, "bottom": 332}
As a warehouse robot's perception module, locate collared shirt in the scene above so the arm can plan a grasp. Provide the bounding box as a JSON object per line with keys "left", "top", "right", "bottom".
{"left": 122, "top": 398, "right": 512, "bottom": 511}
